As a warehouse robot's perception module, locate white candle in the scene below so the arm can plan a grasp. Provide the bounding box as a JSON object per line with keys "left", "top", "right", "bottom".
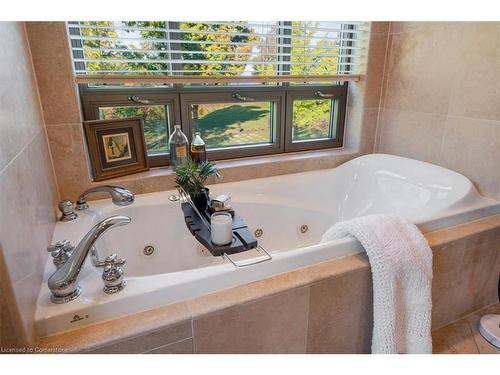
{"left": 211, "top": 212, "right": 233, "bottom": 246}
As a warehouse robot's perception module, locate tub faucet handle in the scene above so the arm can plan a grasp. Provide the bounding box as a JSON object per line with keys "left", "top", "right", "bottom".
{"left": 101, "top": 253, "right": 126, "bottom": 294}
{"left": 105, "top": 253, "right": 126, "bottom": 267}
{"left": 58, "top": 200, "right": 78, "bottom": 221}
{"left": 47, "top": 240, "right": 74, "bottom": 268}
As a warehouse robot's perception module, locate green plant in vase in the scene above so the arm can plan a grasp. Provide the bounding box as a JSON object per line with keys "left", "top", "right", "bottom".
{"left": 174, "top": 158, "right": 219, "bottom": 211}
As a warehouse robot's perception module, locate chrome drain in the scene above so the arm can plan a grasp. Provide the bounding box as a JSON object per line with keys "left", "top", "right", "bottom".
{"left": 254, "top": 228, "right": 263, "bottom": 238}
{"left": 168, "top": 194, "right": 180, "bottom": 202}
{"left": 299, "top": 224, "right": 309, "bottom": 234}
{"left": 143, "top": 245, "right": 155, "bottom": 256}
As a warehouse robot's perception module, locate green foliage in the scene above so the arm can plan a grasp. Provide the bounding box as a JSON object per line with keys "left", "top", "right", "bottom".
{"left": 174, "top": 159, "right": 219, "bottom": 198}
{"left": 99, "top": 104, "right": 168, "bottom": 154}
{"left": 292, "top": 99, "right": 331, "bottom": 140}
{"left": 81, "top": 21, "right": 341, "bottom": 144}
{"left": 179, "top": 22, "right": 257, "bottom": 76}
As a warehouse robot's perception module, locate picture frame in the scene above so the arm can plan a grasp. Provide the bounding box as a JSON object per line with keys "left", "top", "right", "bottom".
{"left": 83, "top": 117, "right": 150, "bottom": 181}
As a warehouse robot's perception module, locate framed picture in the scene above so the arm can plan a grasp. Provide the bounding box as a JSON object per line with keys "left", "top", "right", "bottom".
{"left": 83, "top": 117, "right": 150, "bottom": 181}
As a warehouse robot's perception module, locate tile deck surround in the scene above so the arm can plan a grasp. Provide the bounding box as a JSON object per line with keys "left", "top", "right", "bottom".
{"left": 36, "top": 214, "right": 500, "bottom": 354}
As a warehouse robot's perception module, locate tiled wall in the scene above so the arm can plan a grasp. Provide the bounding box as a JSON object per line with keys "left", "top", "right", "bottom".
{"left": 25, "top": 22, "right": 89, "bottom": 202}
{"left": 376, "top": 22, "right": 500, "bottom": 200}
{"left": 0, "top": 22, "right": 58, "bottom": 346}
{"left": 25, "top": 22, "right": 389, "bottom": 202}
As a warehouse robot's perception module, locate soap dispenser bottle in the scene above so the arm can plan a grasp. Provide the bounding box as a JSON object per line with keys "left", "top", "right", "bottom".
{"left": 169, "top": 125, "right": 189, "bottom": 166}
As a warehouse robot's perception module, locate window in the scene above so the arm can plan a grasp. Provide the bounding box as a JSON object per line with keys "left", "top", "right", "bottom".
{"left": 179, "top": 91, "right": 284, "bottom": 160}
{"left": 73, "top": 22, "right": 366, "bottom": 166}
{"left": 285, "top": 88, "right": 345, "bottom": 152}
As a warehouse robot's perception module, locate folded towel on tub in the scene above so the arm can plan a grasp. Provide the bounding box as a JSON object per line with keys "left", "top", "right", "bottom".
{"left": 321, "top": 214, "right": 433, "bottom": 354}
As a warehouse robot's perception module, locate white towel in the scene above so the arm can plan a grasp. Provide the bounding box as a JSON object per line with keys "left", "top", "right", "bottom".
{"left": 321, "top": 214, "right": 433, "bottom": 354}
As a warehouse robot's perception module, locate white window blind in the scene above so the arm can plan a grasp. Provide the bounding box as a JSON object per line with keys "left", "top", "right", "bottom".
{"left": 67, "top": 21, "right": 368, "bottom": 84}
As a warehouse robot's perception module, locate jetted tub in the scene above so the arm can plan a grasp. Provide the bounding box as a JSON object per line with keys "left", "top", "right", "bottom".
{"left": 35, "top": 154, "right": 500, "bottom": 336}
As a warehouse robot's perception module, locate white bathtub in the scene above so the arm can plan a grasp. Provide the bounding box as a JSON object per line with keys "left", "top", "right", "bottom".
{"left": 35, "top": 154, "right": 500, "bottom": 336}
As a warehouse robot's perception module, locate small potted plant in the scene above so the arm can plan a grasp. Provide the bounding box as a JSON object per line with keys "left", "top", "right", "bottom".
{"left": 174, "top": 158, "right": 219, "bottom": 211}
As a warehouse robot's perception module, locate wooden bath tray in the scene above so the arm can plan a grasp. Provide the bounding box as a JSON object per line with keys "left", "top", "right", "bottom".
{"left": 181, "top": 202, "right": 258, "bottom": 256}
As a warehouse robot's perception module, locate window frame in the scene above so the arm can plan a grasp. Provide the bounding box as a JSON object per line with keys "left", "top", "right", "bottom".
{"left": 179, "top": 89, "right": 286, "bottom": 161}
{"left": 284, "top": 86, "right": 347, "bottom": 152}
{"left": 79, "top": 82, "right": 348, "bottom": 166}
{"left": 80, "top": 87, "right": 181, "bottom": 167}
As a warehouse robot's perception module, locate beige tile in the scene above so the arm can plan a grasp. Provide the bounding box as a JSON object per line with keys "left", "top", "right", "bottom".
{"left": 345, "top": 108, "right": 379, "bottom": 153}
{"left": 140, "top": 173, "right": 176, "bottom": 194}
{"left": 187, "top": 284, "right": 258, "bottom": 319}
{"left": 439, "top": 116, "right": 500, "bottom": 199}
{"left": 213, "top": 149, "right": 357, "bottom": 185}
{"left": 376, "top": 109, "right": 447, "bottom": 163}
{"left": 432, "top": 238, "right": 500, "bottom": 329}
{"left": 426, "top": 215, "right": 500, "bottom": 251}
{"left": 384, "top": 24, "right": 461, "bottom": 113}
{"left": 389, "top": 22, "right": 425, "bottom": 34}
{"left": 432, "top": 318, "right": 478, "bottom": 354}
{"left": 187, "top": 254, "right": 369, "bottom": 321}
{"left": 389, "top": 22, "right": 446, "bottom": 35}
{"left": 86, "top": 320, "right": 192, "bottom": 354}
{"left": 0, "top": 251, "right": 30, "bottom": 348}
{"left": 145, "top": 338, "right": 194, "bottom": 354}
{"left": 307, "top": 268, "right": 373, "bottom": 353}
{"left": 347, "top": 32, "right": 388, "bottom": 110}
{"left": 37, "top": 301, "right": 192, "bottom": 353}
{"left": 300, "top": 253, "right": 370, "bottom": 285}
{"left": 464, "top": 303, "right": 500, "bottom": 354}
{"left": 99, "top": 149, "right": 361, "bottom": 197}
{"left": 25, "top": 22, "right": 82, "bottom": 125}
{"left": 0, "top": 132, "right": 57, "bottom": 343}
{"left": 193, "top": 287, "right": 309, "bottom": 353}
{"left": 448, "top": 23, "right": 500, "bottom": 121}
{"left": 378, "top": 22, "right": 500, "bottom": 203}
{"left": 346, "top": 80, "right": 365, "bottom": 110}
{"left": 370, "top": 22, "right": 390, "bottom": 34}
{"left": 363, "top": 33, "right": 388, "bottom": 109}
{"left": 344, "top": 104, "right": 363, "bottom": 147}
{"left": 46, "top": 124, "right": 93, "bottom": 201}
{"left": 0, "top": 22, "right": 44, "bottom": 171}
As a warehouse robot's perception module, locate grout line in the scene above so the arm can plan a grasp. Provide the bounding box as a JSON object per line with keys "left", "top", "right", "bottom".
{"left": 381, "top": 107, "right": 448, "bottom": 118}
{"left": 436, "top": 116, "right": 449, "bottom": 165}
{"left": 45, "top": 122, "right": 82, "bottom": 127}
{"left": 374, "top": 24, "right": 393, "bottom": 152}
{"left": 0, "top": 128, "right": 42, "bottom": 177}
{"left": 191, "top": 318, "right": 196, "bottom": 354}
{"left": 376, "top": 27, "right": 391, "bottom": 111}
{"left": 303, "top": 285, "right": 311, "bottom": 354}
{"left": 142, "top": 336, "right": 194, "bottom": 354}
{"left": 464, "top": 319, "right": 481, "bottom": 354}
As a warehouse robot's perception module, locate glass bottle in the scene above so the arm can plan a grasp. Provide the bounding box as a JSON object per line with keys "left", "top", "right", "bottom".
{"left": 190, "top": 131, "right": 207, "bottom": 164}
{"left": 168, "top": 125, "right": 188, "bottom": 167}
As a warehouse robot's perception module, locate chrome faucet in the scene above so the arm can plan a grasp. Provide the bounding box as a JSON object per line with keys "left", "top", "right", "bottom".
{"left": 47, "top": 216, "right": 131, "bottom": 304}
{"left": 75, "top": 185, "right": 134, "bottom": 210}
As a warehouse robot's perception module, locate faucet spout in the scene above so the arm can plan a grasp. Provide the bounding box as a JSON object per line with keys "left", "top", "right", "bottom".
{"left": 76, "top": 185, "right": 134, "bottom": 210}
{"left": 48, "top": 215, "right": 131, "bottom": 303}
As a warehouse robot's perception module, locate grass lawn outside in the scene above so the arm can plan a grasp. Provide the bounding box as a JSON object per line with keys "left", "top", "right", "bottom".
{"left": 105, "top": 100, "right": 333, "bottom": 155}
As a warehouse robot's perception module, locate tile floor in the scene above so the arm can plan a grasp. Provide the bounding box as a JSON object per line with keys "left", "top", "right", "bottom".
{"left": 432, "top": 303, "right": 500, "bottom": 354}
